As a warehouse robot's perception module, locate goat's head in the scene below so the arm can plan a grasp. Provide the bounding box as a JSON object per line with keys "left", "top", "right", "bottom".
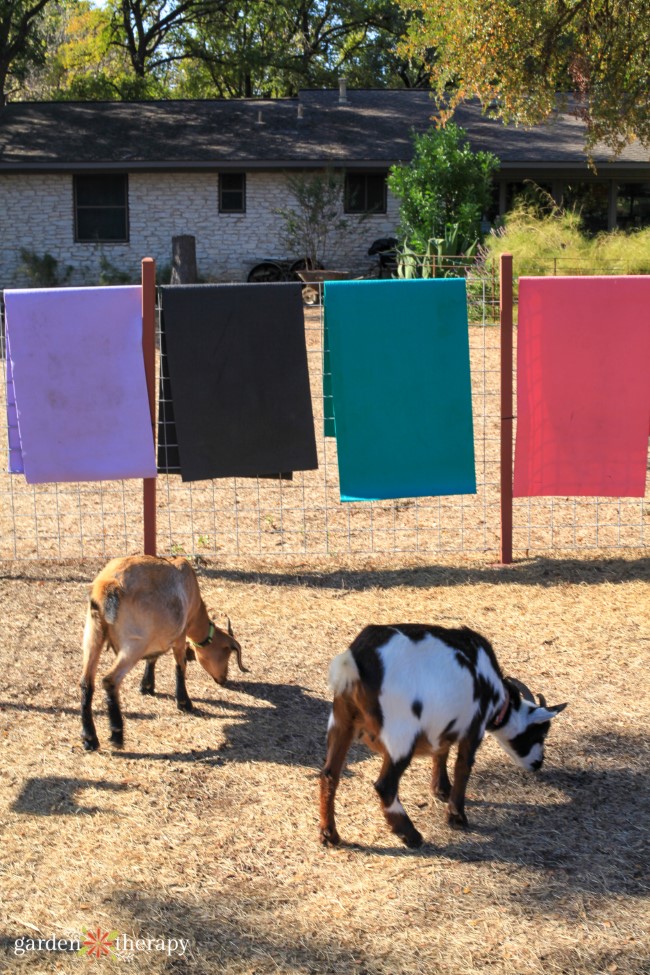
{"left": 492, "top": 676, "right": 567, "bottom": 772}
{"left": 192, "top": 617, "right": 248, "bottom": 686}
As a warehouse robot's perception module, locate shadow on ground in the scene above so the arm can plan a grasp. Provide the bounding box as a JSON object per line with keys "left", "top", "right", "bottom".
{"left": 200, "top": 555, "right": 650, "bottom": 591}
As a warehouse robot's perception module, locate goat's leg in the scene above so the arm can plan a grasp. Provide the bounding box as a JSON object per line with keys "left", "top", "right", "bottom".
{"left": 101, "top": 652, "right": 137, "bottom": 748}
{"left": 375, "top": 749, "right": 422, "bottom": 848}
{"left": 447, "top": 737, "right": 478, "bottom": 829}
{"left": 140, "top": 659, "right": 156, "bottom": 695}
{"left": 80, "top": 678, "right": 99, "bottom": 752}
{"left": 432, "top": 743, "right": 452, "bottom": 801}
{"left": 172, "top": 640, "right": 193, "bottom": 711}
{"left": 80, "top": 606, "right": 105, "bottom": 751}
{"left": 319, "top": 699, "right": 354, "bottom": 846}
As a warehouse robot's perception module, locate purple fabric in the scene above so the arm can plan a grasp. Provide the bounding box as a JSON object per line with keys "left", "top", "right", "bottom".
{"left": 5, "top": 331, "right": 24, "bottom": 474}
{"left": 5, "top": 286, "right": 156, "bottom": 484}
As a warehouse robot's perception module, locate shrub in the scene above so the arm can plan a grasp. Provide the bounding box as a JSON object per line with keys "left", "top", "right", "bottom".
{"left": 387, "top": 123, "right": 498, "bottom": 253}
{"left": 481, "top": 201, "right": 650, "bottom": 278}
{"left": 98, "top": 255, "right": 136, "bottom": 285}
{"left": 275, "top": 171, "right": 347, "bottom": 268}
{"left": 18, "top": 249, "right": 73, "bottom": 287}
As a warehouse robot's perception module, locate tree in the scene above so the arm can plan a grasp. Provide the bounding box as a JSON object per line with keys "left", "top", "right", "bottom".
{"left": 397, "top": 0, "right": 650, "bottom": 153}
{"left": 387, "top": 123, "right": 498, "bottom": 252}
{"left": 17, "top": 1, "right": 135, "bottom": 101}
{"left": 275, "top": 171, "right": 347, "bottom": 268}
{"left": 106, "top": 0, "right": 224, "bottom": 94}
{"left": 174, "top": 0, "right": 430, "bottom": 98}
{"left": 9, "top": 0, "right": 431, "bottom": 100}
{"left": 0, "top": 0, "right": 57, "bottom": 106}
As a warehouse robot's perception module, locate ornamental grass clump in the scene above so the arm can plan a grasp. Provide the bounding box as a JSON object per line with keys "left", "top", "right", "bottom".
{"left": 482, "top": 197, "right": 650, "bottom": 277}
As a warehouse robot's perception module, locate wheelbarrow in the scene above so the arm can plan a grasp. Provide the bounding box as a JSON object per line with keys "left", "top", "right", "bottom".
{"left": 296, "top": 269, "right": 351, "bottom": 305}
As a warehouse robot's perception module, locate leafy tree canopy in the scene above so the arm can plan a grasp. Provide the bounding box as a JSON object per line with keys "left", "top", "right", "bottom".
{"left": 0, "top": 0, "right": 55, "bottom": 105}
{"left": 397, "top": 0, "right": 650, "bottom": 153}
{"left": 9, "top": 0, "right": 432, "bottom": 100}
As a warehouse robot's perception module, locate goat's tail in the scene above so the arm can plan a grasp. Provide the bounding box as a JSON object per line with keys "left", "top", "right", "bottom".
{"left": 98, "top": 580, "right": 122, "bottom": 625}
{"left": 328, "top": 649, "right": 360, "bottom": 697}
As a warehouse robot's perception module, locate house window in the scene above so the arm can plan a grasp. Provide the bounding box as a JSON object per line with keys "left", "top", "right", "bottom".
{"left": 74, "top": 174, "right": 128, "bottom": 242}
{"left": 345, "top": 172, "right": 387, "bottom": 214}
{"left": 562, "top": 181, "right": 610, "bottom": 234}
{"left": 505, "top": 180, "right": 554, "bottom": 212}
{"left": 616, "top": 182, "right": 650, "bottom": 230}
{"left": 219, "top": 173, "right": 246, "bottom": 213}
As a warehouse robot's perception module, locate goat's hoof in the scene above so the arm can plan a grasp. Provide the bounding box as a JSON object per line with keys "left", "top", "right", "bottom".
{"left": 399, "top": 828, "right": 424, "bottom": 848}
{"left": 434, "top": 786, "right": 451, "bottom": 802}
{"left": 319, "top": 826, "right": 341, "bottom": 846}
{"left": 177, "top": 698, "right": 193, "bottom": 712}
{"left": 109, "top": 732, "right": 124, "bottom": 749}
{"left": 140, "top": 684, "right": 155, "bottom": 696}
{"left": 82, "top": 737, "right": 99, "bottom": 752}
{"left": 447, "top": 811, "right": 468, "bottom": 830}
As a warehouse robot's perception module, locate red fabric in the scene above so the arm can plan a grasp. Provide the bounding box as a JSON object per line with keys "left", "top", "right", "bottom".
{"left": 514, "top": 276, "right": 650, "bottom": 498}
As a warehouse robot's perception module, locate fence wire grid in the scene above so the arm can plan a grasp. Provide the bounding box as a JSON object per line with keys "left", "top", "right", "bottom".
{"left": 1, "top": 259, "right": 649, "bottom": 561}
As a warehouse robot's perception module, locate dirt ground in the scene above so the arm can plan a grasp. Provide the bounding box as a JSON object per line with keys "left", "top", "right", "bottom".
{"left": 0, "top": 551, "right": 649, "bottom": 974}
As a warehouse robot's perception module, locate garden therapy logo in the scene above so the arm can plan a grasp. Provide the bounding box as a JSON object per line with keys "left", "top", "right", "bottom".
{"left": 79, "top": 927, "right": 119, "bottom": 960}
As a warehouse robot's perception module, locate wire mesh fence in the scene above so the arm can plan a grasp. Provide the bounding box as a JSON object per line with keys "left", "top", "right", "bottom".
{"left": 1, "top": 257, "right": 648, "bottom": 561}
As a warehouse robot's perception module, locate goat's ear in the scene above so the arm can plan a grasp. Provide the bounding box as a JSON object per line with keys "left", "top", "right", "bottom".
{"left": 530, "top": 702, "right": 567, "bottom": 723}
{"left": 549, "top": 702, "right": 568, "bottom": 715}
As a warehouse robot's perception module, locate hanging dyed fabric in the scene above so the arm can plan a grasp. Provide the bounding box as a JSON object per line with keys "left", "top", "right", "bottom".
{"left": 514, "top": 276, "right": 650, "bottom": 497}
{"left": 324, "top": 278, "right": 476, "bottom": 502}
{"left": 5, "top": 286, "right": 156, "bottom": 484}
{"left": 158, "top": 283, "right": 318, "bottom": 481}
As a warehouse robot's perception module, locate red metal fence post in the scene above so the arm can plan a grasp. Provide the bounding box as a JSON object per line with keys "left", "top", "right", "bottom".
{"left": 500, "top": 253, "right": 514, "bottom": 564}
{"left": 141, "top": 257, "right": 157, "bottom": 557}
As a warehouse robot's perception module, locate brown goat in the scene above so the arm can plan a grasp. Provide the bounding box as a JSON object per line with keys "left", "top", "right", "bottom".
{"left": 80, "top": 555, "right": 247, "bottom": 751}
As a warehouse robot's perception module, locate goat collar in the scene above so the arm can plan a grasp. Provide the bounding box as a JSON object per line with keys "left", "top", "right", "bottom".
{"left": 489, "top": 692, "right": 510, "bottom": 730}
{"left": 190, "top": 621, "right": 215, "bottom": 649}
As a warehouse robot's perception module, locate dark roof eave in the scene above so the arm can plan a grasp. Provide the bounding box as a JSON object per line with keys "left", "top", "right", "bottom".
{"left": 0, "top": 159, "right": 402, "bottom": 173}
{"left": 1, "top": 159, "right": 648, "bottom": 175}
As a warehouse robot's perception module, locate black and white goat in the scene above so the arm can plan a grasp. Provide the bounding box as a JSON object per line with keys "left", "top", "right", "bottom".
{"left": 320, "top": 623, "right": 566, "bottom": 848}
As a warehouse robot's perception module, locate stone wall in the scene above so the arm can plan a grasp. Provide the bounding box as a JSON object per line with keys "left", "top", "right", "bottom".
{"left": 0, "top": 170, "right": 400, "bottom": 288}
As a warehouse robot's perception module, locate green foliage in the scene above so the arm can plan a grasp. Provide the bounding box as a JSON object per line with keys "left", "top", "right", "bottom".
{"left": 275, "top": 171, "right": 348, "bottom": 268}
{"left": 18, "top": 248, "right": 72, "bottom": 287}
{"left": 387, "top": 124, "right": 498, "bottom": 253}
{"left": 396, "top": 225, "right": 478, "bottom": 278}
{"left": 98, "top": 254, "right": 136, "bottom": 285}
{"left": 398, "top": 0, "right": 650, "bottom": 155}
{"left": 480, "top": 203, "right": 650, "bottom": 279}
{"left": 173, "top": 0, "right": 428, "bottom": 98}
{"left": 10, "top": 0, "right": 429, "bottom": 101}
{"left": 1, "top": 0, "right": 54, "bottom": 104}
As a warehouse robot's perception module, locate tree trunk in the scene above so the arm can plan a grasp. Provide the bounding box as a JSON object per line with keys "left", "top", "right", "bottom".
{"left": 171, "top": 235, "right": 198, "bottom": 284}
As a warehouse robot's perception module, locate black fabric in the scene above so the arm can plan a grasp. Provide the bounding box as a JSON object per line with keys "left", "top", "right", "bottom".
{"left": 157, "top": 323, "right": 181, "bottom": 473}
{"left": 157, "top": 283, "right": 318, "bottom": 481}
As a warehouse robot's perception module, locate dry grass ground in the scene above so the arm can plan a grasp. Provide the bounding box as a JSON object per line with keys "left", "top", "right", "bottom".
{"left": 0, "top": 551, "right": 649, "bottom": 974}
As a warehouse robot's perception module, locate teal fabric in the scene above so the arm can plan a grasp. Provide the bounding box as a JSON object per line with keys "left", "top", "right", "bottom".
{"left": 322, "top": 333, "right": 335, "bottom": 437}
{"left": 324, "top": 278, "right": 476, "bottom": 502}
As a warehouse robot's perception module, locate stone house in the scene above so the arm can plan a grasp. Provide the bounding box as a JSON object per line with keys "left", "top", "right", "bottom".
{"left": 1, "top": 86, "right": 649, "bottom": 288}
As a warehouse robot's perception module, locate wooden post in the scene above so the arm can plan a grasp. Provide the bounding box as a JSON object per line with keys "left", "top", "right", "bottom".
{"left": 499, "top": 253, "right": 514, "bottom": 565}
{"left": 142, "top": 257, "right": 157, "bottom": 557}
{"left": 171, "top": 235, "right": 198, "bottom": 284}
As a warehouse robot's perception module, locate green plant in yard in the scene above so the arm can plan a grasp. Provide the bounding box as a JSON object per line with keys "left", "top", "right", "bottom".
{"left": 480, "top": 202, "right": 650, "bottom": 279}
{"left": 388, "top": 123, "right": 498, "bottom": 254}
{"left": 275, "top": 171, "right": 348, "bottom": 269}
{"left": 18, "top": 248, "right": 73, "bottom": 287}
{"left": 397, "top": 224, "right": 479, "bottom": 278}
{"left": 98, "top": 254, "right": 136, "bottom": 285}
